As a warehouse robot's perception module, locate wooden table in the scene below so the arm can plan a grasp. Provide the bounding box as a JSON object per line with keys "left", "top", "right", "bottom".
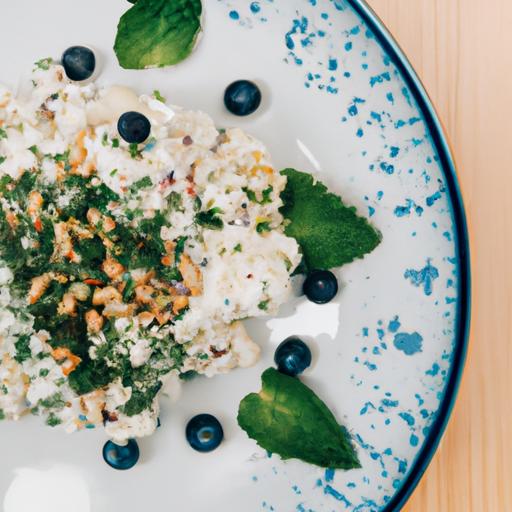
{"left": 365, "top": 1, "right": 512, "bottom": 510}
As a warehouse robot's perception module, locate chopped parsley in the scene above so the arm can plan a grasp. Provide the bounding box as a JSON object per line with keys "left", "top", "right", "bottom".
{"left": 39, "top": 393, "right": 66, "bottom": 410}
{"left": 257, "top": 300, "right": 269, "bottom": 311}
{"left": 14, "top": 334, "right": 32, "bottom": 363}
{"left": 129, "top": 175, "right": 153, "bottom": 194}
{"left": 46, "top": 413, "right": 62, "bottom": 427}
{"left": 153, "top": 90, "right": 166, "bottom": 102}
{"left": 34, "top": 57, "right": 53, "bottom": 70}
{"left": 129, "top": 142, "right": 142, "bottom": 159}
{"left": 168, "top": 191, "right": 184, "bottom": 212}
{"left": 233, "top": 243, "right": 242, "bottom": 253}
{"left": 256, "top": 221, "right": 271, "bottom": 234}
{"left": 0, "top": 128, "right": 7, "bottom": 140}
{"left": 112, "top": 138, "right": 120, "bottom": 148}
{"left": 195, "top": 207, "right": 223, "bottom": 230}
{"left": 243, "top": 185, "right": 273, "bottom": 205}
{"left": 0, "top": 156, "right": 5, "bottom": 165}
{"left": 175, "top": 236, "right": 187, "bottom": 263}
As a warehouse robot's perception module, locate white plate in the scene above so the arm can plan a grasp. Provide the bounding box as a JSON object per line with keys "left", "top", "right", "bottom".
{"left": 0, "top": 1, "right": 470, "bottom": 511}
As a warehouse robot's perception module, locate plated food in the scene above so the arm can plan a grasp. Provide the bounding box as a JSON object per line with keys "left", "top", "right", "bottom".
{"left": 0, "top": 53, "right": 379, "bottom": 467}
{"left": 0, "top": 0, "right": 468, "bottom": 509}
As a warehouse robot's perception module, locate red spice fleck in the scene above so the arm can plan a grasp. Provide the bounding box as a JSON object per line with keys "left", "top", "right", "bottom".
{"left": 246, "top": 273, "right": 253, "bottom": 279}
{"left": 101, "top": 409, "right": 119, "bottom": 424}
{"left": 182, "top": 135, "right": 193, "bottom": 146}
{"left": 83, "top": 278, "right": 104, "bottom": 286}
{"left": 210, "top": 346, "right": 228, "bottom": 358}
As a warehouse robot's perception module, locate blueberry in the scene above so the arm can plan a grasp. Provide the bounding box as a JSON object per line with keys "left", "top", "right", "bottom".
{"left": 186, "top": 414, "right": 224, "bottom": 452}
{"left": 303, "top": 270, "right": 338, "bottom": 304}
{"left": 274, "top": 337, "right": 312, "bottom": 376}
{"left": 61, "top": 46, "right": 96, "bottom": 81}
{"left": 117, "top": 111, "right": 151, "bottom": 144}
{"left": 102, "top": 439, "right": 139, "bottom": 470}
{"left": 224, "top": 80, "right": 262, "bottom": 116}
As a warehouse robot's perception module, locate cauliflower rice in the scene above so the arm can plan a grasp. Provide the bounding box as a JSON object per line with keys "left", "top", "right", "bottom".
{"left": 0, "top": 62, "right": 300, "bottom": 443}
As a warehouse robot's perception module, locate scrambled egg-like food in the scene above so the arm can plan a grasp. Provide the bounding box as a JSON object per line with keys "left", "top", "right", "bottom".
{"left": 0, "top": 62, "right": 300, "bottom": 442}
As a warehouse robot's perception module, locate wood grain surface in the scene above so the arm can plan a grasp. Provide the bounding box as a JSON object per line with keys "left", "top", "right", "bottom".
{"left": 364, "top": 1, "right": 512, "bottom": 510}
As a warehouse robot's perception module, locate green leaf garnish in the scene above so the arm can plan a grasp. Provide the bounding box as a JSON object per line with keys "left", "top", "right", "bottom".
{"left": 114, "top": 0, "right": 202, "bottom": 70}
{"left": 238, "top": 368, "right": 361, "bottom": 470}
{"left": 280, "top": 168, "right": 381, "bottom": 271}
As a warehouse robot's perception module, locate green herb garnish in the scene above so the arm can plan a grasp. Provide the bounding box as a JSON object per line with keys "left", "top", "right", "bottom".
{"left": 238, "top": 368, "right": 361, "bottom": 469}
{"left": 195, "top": 207, "right": 223, "bottom": 230}
{"left": 243, "top": 185, "right": 273, "bottom": 205}
{"left": 153, "top": 90, "right": 166, "bottom": 102}
{"left": 34, "top": 57, "right": 53, "bottom": 71}
{"left": 257, "top": 300, "right": 269, "bottom": 311}
{"left": 129, "top": 175, "right": 153, "bottom": 193}
{"left": 256, "top": 221, "right": 271, "bottom": 233}
{"left": 280, "top": 168, "right": 381, "bottom": 271}
{"left": 14, "top": 334, "right": 32, "bottom": 363}
{"left": 46, "top": 413, "right": 62, "bottom": 427}
{"left": 114, "top": 0, "right": 202, "bottom": 69}
{"left": 129, "top": 142, "right": 142, "bottom": 159}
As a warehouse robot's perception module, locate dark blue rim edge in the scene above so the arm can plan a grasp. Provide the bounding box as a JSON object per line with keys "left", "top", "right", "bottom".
{"left": 345, "top": 1, "right": 472, "bottom": 510}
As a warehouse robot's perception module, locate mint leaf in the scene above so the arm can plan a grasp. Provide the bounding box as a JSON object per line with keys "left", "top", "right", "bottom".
{"left": 114, "top": 0, "right": 202, "bottom": 70}
{"left": 280, "top": 168, "right": 381, "bottom": 271}
{"left": 238, "top": 368, "right": 360, "bottom": 470}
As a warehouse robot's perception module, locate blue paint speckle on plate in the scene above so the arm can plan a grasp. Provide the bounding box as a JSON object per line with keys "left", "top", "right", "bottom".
{"left": 394, "top": 199, "right": 424, "bottom": 217}
{"left": 398, "top": 412, "right": 415, "bottom": 426}
{"left": 325, "top": 468, "right": 335, "bottom": 482}
{"left": 404, "top": 260, "right": 440, "bottom": 296}
{"left": 426, "top": 362, "right": 440, "bottom": 376}
{"left": 369, "top": 71, "right": 391, "bottom": 87}
{"left": 324, "top": 485, "right": 352, "bottom": 507}
{"left": 229, "top": 10, "right": 240, "bottom": 20}
{"left": 393, "top": 332, "right": 423, "bottom": 355}
{"left": 426, "top": 190, "right": 442, "bottom": 207}
{"left": 387, "top": 316, "right": 401, "bottom": 333}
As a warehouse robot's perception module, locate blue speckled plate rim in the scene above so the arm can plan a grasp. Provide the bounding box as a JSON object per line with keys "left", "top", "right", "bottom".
{"left": 345, "top": 1, "right": 471, "bottom": 510}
